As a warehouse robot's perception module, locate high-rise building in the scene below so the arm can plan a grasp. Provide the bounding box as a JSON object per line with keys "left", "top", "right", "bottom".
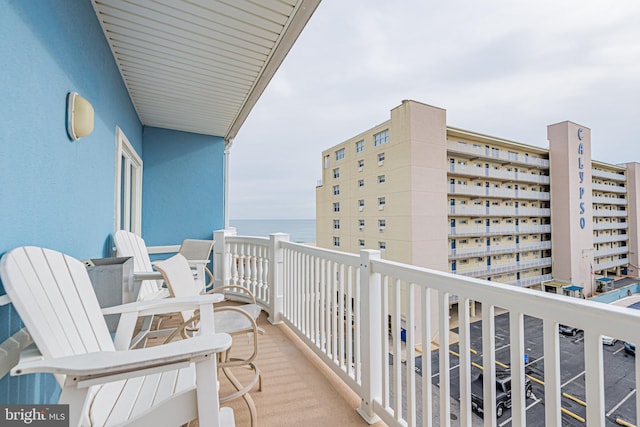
{"left": 316, "top": 100, "right": 639, "bottom": 297}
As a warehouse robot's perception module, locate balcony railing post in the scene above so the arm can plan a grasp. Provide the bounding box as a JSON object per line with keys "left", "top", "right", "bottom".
{"left": 213, "top": 228, "right": 236, "bottom": 288}
{"left": 268, "top": 233, "right": 289, "bottom": 325}
{"left": 357, "top": 249, "right": 382, "bottom": 424}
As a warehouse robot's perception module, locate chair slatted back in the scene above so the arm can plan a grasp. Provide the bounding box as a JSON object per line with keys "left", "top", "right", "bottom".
{"left": 0, "top": 247, "right": 115, "bottom": 360}
{"left": 114, "top": 230, "right": 163, "bottom": 300}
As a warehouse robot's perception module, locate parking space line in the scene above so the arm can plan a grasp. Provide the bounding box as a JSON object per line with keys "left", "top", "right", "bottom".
{"left": 498, "top": 397, "right": 543, "bottom": 427}
{"left": 607, "top": 388, "right": 636, "bottom": 417}
{"left": 614, "top": 346, "right": 625, "bottom": 355}
{"left": 561, "top": 370, "right": 585, "bottom": 388}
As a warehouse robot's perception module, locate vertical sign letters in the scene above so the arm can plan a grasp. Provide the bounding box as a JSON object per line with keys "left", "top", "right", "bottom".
{"left": 577, "top": 128, "right": 585, "bottom": 229}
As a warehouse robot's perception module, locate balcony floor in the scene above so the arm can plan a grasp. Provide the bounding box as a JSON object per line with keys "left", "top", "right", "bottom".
{"left": 147, "top": 306, "right": 385, "bottom": 427}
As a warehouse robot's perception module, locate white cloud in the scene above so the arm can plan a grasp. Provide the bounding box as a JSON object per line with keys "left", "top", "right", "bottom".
{"left": 229, "top": 0, "right": 640, "bottom": 219}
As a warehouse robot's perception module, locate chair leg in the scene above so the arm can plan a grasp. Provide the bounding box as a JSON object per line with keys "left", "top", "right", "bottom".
{"left": 220, "top": 366, "right": 258, "bottom": 427}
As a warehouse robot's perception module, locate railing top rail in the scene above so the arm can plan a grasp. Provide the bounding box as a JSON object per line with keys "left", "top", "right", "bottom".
{"left": 280, "top": 240, "right": 361, "bottom": 267}
{"left": 226, "top": 235, "right": 271, "bottom": 246}
{"left": 370, "top": 256, "right": 640, "bottom": 343}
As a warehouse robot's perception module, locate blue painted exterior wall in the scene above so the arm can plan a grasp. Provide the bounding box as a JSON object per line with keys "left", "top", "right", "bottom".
{"left": 142, "top": 127, "right": 225, "bottom": 246}
{"left": 0, "top": 0, "right": 227, "bottom": 404}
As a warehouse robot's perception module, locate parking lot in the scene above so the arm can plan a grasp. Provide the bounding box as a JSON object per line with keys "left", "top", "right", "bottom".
{"left": 426, "top": 311, "right": 637, "bottom": 426}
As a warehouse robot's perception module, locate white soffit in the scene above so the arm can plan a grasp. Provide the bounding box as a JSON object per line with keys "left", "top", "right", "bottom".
{"left": 92, "top": 0, "right": 320, "bottom": 139}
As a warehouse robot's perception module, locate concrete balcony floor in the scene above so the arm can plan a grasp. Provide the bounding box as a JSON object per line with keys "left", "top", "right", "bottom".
{"left": 147, "top": 305, "right": 385, "bottom": 427}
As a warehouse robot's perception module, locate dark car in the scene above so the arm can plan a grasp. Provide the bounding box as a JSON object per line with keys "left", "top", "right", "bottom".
{"left": 624, "top": 342, "right": 635, "bottom": 356}
{"left": 558, "top": 324, "right": 582, "bottom": 336}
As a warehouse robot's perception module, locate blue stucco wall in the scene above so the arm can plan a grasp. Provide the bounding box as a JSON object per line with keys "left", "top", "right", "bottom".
{"left": 0, "top": 0, "right": 143, "bottom": 404}
{"left": 0, "top": 0, "right": 228, "bottom": 405}
{"left": 142, "top": 127, "right": 225, "bottom": 245}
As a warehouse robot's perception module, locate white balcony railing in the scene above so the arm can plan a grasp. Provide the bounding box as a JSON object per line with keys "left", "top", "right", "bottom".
{"left": 449, "top": 205, "right": 551, "bottom": 217}
{"left": 594, "top": 246, "right": 629, "bottom": 258}
{"left": 215, "top": 230, "right": 640, "bottom": 427}
{"left": 449, "top": 184, "right": 550, "bottom": 200}
{"left": 447, "top": 141, "right": 550, "bottom": 167}
{"left": 593, "top": 209, "right": 628, "bottom": 218}
{"left": 593, "top": 233, "right": 628, "bottom": 244}
{"left": 448, "top": 164, "right": 550, "bottom": 184}
{"left": 594, "top": 257, "right": 629, "bottom": 272}
{"left": 591, "top": 169, "right": 626, "bottom": 182}
{"left": 592, "top": 183, "right": 627, "bottom": 194}
{"left": 592, "top": 196, "right": 627, "bottom": 205}
{"left": 450, "top": 224, "right": 551, "bottom": 237}
{"left": 449, "top": 241, "right": 552, "bottom": 259}
{"left": 593, "top": 221, "right": 628, "bottom": 231}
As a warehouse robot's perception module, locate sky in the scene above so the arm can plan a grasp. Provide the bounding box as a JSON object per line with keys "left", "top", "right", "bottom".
{"left": 228, "top": 0, "right": 640, "bottom": 220}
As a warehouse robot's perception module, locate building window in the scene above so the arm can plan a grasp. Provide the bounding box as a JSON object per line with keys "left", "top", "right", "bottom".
{"left": 359, "top": 239, "right": 365, "bottom": 248}
{"left": 324, "top": 155, "right": 330, "bottom": 169}
{"left": 358, "top": 159, "right": 364, "bottom": 171}
{"left": 378, "top": 197, "right": 386, "bottom": 209}
{"left": 358, "top": 199, "right": 365, "bottom": 210}
{"left": 355, "top": 140, "right": 364, "bottom": 153}
{"left": 378, "top": 219, "right": 386, "bottom": 230}
{"left": 378, "top": 153, "right": 385, "bottom": 165}
{"left": 333, "top": 185, "right": 340, "bottom": 195}
{"left": 115, "top": 128, "right": 143, "bottom": 233}
{"left": 374, "top": 129, "right": 389, "bottom": 146}
{"left": 378, "top": 175, "right": 386, "bottom": 184}
{"left": 378, "top": 241, "right": 387, "bottom": 251}
{"left": 333, "top": 219, "right": 340, "bottom": 230}
{"left": 333, "top": 202, "right": 340, "bottom": 212}
{"left": 359, "top": 219, "right": 365, "bottom": 230}
{"left": 333, "top": 237, "right": 340, "bottom": 247}
{"left": 333, "top": 168, "right": 340, "bottom": 179}
{"left": 335, "top": 148, "right": 345, "bottom": 161}
{"left": 358, "top": 179, "right": 365, "bottom": 187}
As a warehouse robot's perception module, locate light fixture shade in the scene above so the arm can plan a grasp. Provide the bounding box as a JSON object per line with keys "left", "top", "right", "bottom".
{"left": 67, "top": 92, "right": 94, "bottom": 140}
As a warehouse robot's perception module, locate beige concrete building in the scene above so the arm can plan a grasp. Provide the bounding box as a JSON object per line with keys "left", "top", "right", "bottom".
{"left": 316, "top": 100, "right": 638, "bottom": 298}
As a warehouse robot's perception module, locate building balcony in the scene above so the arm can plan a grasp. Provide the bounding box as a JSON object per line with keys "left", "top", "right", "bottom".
{"left": 593, "top": 233, "right": 629, "bottom": 244}
{"left": 449, "top": 205, "right": 551, "bottom": 217}
{"left": 591, "top": 169, "right": 627, "bottom": 182}
{"left": 592, "top": 196, "right": 627, "bottom": 205}
{"left": 593, "top": 221, "right": 629, "bottom": 231}
{"left": 208, "top": 231, "right": 640, "bottom": 426}
{"left": 593, "top": 209, "right": 628, "bottom": 218}
{"left": 447, "top": 140, "right": 550, "bottom": 167}
{"left": 594, "top": 257, "right": 629, "bottom": 271}
{"left": 592, "top": 183, "right": 627, "bottom": 194}
{"left": 448, "top": 164, "right": 550, "bottom": 184}
{"left": 594, "top": 246, "right": 629, "bottom": 258}
{"left": 449, "top": 184, "right": 551, "bottom": 201}
{"left": 450, "top": 224, "right": 551, "bottom": 237}
{"left": 505, "top": 273, "right": 553, "bottom": 287}
{"left": 453, "top": 257, "right": 552, "bottom": 276}
{"left": 449, "top": 240, "right": 551, "bottom": 259}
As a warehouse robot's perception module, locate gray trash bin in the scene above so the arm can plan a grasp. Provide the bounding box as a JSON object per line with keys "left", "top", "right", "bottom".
{"left": 85, "top": 257, "right": 136, "bottom": 332}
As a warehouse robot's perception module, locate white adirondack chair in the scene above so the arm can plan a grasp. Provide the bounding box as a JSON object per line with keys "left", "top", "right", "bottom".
{"left": 113, "top": 230, "right": 168, "bottom": 301}
{"left": 0, "top": 246, "right": 235, "bottom": 427}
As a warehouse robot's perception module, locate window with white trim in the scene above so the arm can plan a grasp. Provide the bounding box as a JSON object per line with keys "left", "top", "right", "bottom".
{"left": 333, "top": 168, "right": 340, "bottom": 179}
{"left": 378, "top": 175, "right": 386, "bottom": 184}
{"left": 355, "top": 140, "right": 364, "bottom": 153}
{"left": 115, "top": 127, "right": 142, "bottom": 233}
{"left": 378, "top": 153, "right": 385, "bottom": 165}
{"left": 359, "top": 219, "right": 365, "bottom": 230}
{"left": 378, "top": 241, "right": 386, "bottom": 251}
{"left": 333, "top": 237, "right": 340, "bottom": 247}
{"left": 359, "top": 239, "right": 365, "bottom": 248}
{"left": 378, "top": 197, "right": 386, "bottom": 209}
{"left": 333, "top": 219, "right": 340, "bottom": 229}
{"left": 358, "top": 159, "right": 364, "bottom": 171}
{"left": 335, "top": 148, "right": 345, "bottom": 161}
{"left": 374, "top": 129, "right": 389, "bottom": 146}
{"left": 358, "top": 179, "right": 365, "bottom": 187}
{"left": 333, "top": 202, "right": 340, "bottom": 212}
{"left": 333, "top": 185, "right": 340, "bottom": 195}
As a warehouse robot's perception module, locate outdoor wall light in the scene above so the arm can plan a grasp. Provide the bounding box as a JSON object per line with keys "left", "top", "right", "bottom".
{"left": 66, "top": 92, "right": 94, "bottom": 140}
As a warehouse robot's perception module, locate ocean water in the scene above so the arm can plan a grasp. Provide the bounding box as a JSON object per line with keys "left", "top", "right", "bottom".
{"left": 229, "top": 219, "right": 316, "bottom": 243}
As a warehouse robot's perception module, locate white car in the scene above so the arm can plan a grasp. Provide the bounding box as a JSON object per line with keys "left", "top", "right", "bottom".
{"left": 602, "top": 336, "right": 617, "bottom": 346}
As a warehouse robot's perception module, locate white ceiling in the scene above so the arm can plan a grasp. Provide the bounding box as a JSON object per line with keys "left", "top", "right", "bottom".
{"left": 92, "top": 0, "right": 320, "bottom": 140}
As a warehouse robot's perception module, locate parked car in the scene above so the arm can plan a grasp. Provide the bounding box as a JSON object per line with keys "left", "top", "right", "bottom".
{"left": 602, "top": 336, "right": 617, "bottom": 346}
{"left": 624, "top": 342, "right": 635, "bottom": 356}
{"left": 558, "top": 324, "right": 582, "bottom": 336}
{"left": 471, "top": 372, "right": 533, "bottom": 419}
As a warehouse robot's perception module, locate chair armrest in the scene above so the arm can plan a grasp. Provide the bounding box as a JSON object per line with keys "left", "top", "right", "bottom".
{"left": 133, "top": 271, "right": 164, "bottom": 281}
{"left": 12, "top": 333, "right": 231, "bottom": 378}
{"left": 102, "top": 294, "right": 224, "bottom": 316}
{"left": 208, "top": 285, "right": 257, "bottom": 304}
